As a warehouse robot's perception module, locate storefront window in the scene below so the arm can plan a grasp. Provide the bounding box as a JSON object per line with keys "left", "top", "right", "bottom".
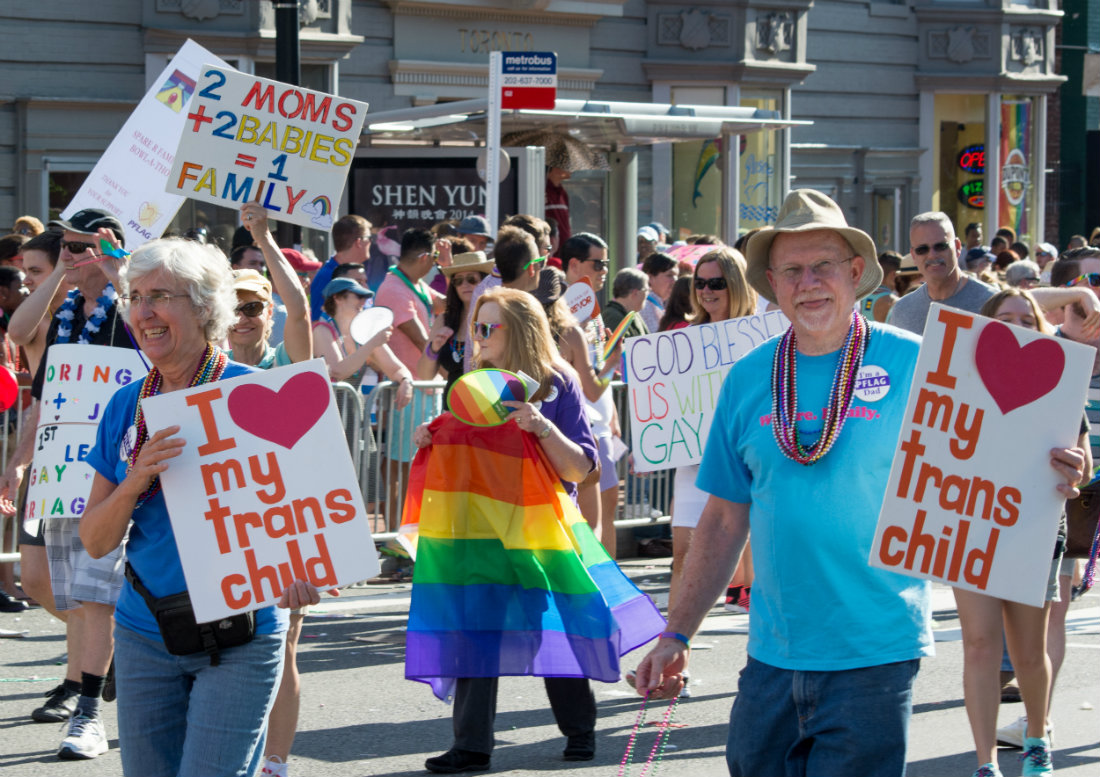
{"left": 670, "top": 86, "right": 726, "bottom": 241}
{"left": 933, "top": 94, "right": 985, "bottom": 236}
{"left": 999, "top": 95, "right": 1039, "bottom": 246}
{"left": 740, "top": 92, "right": 782, "bottom": 233}
{"left": 873, "top": 188, "right": 900, "bottom": 253}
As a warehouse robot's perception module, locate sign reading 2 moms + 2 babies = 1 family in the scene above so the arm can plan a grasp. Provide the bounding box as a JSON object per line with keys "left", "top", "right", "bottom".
{"left": 167, "top": 66, "right": 368, "bottom": 231}
{"left": 141, "top": 360, "right": 379, "bottom": 623}
{"left": 869, "top": 304, "right": 1093, "bottom": 607}
{"left": 27, "top": 346, "right": 148, "bottom": 527}
{"left": 624, "top": 310, "right": 790, "bottom": 473}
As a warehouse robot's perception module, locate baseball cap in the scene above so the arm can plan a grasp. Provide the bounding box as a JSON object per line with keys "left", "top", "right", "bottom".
{"left": 456, "top": 216, "right": 492, "bottom": 238}
{"left": 637, "top": 226, "right": 659, "bottom": 243}
{"left": 322, "top": 277, "right": 373, "bottom": 301}
{"left": 232, "top": 269, "right": 272, "bottom": 302}
{"left": 281, "top": 248, "right": 322, "bottom": 273}
{"left": 48, "top": 209, "right": 125, "bottom": 245}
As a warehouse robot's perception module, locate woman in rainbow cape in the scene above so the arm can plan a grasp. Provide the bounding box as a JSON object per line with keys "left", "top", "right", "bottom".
{"left": 400, "top": 287, "right": 665, "bottom": 773}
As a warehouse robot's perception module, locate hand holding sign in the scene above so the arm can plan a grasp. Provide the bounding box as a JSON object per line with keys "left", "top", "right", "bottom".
{"left": 349, "top": 306, "right": 394, "bottom": 346}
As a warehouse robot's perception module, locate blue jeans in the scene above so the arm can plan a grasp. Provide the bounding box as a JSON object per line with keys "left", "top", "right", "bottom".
{"left": 114, "top": 625, "right": 285, "bottom": 777}
{"left": 726, "top": 656, "right": 920, "bottom": 777}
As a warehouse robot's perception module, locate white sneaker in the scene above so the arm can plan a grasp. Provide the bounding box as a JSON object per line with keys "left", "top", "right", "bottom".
{"left": 57, "top": 713, "right": 108, "bottom": 759}
{"left": 261, "top": 755, "right": 289, "bottom": 777}
{"left": 996, "top": 715, "right": 1053, "bottom": 749}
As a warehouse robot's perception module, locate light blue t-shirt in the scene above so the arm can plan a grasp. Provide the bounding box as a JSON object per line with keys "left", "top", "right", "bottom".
{"left": 698, "top": 322, "right": 933, "bottom": 671}
{"left": 86, "top": 360, "right": 289, "bottom": 639}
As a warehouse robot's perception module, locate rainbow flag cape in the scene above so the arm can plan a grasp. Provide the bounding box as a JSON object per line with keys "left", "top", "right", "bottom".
{"left": 399, "top": 414, "right": 665, "bottom": 701}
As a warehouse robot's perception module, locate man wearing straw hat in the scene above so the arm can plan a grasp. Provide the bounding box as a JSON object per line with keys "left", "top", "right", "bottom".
{"left": 633, "top": 190, "right": 1088, "bottom": 776}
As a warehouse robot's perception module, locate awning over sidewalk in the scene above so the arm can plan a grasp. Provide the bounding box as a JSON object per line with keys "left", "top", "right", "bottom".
{"left": 361, "top": 97, "right": 807, "bottom": 148}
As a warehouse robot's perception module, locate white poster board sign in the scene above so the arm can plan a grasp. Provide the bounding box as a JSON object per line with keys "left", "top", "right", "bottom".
{"left": 62, "top": 40, "right": 230, "bottom": 248}
{"left": 623, "top": 310, "right": 790, "bottom": 472}
{"left": 166, "top": 66, "right": 368, "bottom": 230}
{"left": 27, "top": 346, "right": 148, "bottom": 528}
{"left": 869, "top": 304, "right": 1093, "bottom": 606}
{"left": 142, "top": 360, "right": 379, "bottom": 622}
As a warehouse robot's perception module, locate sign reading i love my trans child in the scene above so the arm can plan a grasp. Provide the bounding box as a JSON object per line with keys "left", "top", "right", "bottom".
{"left": 141, "top": 360, "right": 379, "bottom": 623}
{"left": 167, "top": 66, "right": 368, "bottom": 231}
{"left": 869, "top": 303, "right": 1093, "bottom": 607}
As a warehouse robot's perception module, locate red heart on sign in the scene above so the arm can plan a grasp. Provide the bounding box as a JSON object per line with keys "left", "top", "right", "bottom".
{"left": 227, "top": 370, "right": 330, "bottom": 449}
{"left": 974, "top": 320, "right": 1065, "bottom": 414}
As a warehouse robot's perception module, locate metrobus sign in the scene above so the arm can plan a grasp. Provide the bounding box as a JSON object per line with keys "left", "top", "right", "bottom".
{"left": 500, "top": 52, "right": 557, "bottom": 110}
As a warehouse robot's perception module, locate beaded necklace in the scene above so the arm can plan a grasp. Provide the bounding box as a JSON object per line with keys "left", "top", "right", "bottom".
{"left": 617, "top": 692, "right": 681, "bottom": 777}
{"left": 55, "top": 284, "right": 118, "bottom": 344}
{"left": 770, "top": 311, "right": 868, "bottom": 465}
{"left": 449, "top": 336, "right": 465, "bottom": 361}
{"left": 127, "top": 344, "right": 228, "bottom": 506}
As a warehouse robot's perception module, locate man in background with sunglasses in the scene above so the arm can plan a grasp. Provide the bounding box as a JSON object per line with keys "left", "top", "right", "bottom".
{"left": 888, "top": 211, "right": 997, "bottom": 335}
{"left": 13, "top": 208, "right": 136, "bottom": 759}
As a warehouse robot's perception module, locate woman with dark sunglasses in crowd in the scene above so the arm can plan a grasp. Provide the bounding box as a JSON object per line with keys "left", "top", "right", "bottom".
{"left": 416, "top": 251, "right": 493, "bottom": 405}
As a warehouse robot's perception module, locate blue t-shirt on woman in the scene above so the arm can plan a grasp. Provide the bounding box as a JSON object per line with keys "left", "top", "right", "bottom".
{"left": 86, "top": 360, "right": 289, "bottom": 640}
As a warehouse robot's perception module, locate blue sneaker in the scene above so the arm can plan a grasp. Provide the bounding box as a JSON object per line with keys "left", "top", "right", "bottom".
{"left": 1020, "top": 736, "right": 1053, "bottom": 777}
{"left": 972, "top": 764, "right": 1002, "bottom": 777}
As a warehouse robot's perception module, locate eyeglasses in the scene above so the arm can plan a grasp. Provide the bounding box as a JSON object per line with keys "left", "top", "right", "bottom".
{"left": 234, "top": 300, "right": 266, "bottom": 317}
{"left": 1020, "top": 277, "right": 1041, "bottom": 284}
{"left": 1066, "top": 273, "right": 1100, "bottom": 288}
{"left": 472, "top": 322, "right": 505, "bottom": 340}
{"left": 451, "top": 274, "right": 482, "bottom": 287}
{"left": 693, "top": 277, "right": 728, "bottom": 291}
{"left": 14, "top": 227, "right": 35, "bottom": 236}
{"left": 522, "top": 254, "right": 548, "bottom": 271}
{"left": 770, "top": 257, "right": 854, "bottom": 284}
{"left": 126, "top": 292, "right": 190, "bottom": 309}
{"left": 912, "top": 242, "right": 951, "bottom": 256}
{"left": 581, "top": 258, "right": 609, "bottom": 271}
{"left": 61, "top": 240, "right": 97, "bottom": 255}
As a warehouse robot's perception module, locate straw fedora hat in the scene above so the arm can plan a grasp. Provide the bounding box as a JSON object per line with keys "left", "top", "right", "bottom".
{"left": 442, "top": 250, "right": 494, "bottom": 276}
{"left": 743, "top": 189, "right": 881, "bottom": 304}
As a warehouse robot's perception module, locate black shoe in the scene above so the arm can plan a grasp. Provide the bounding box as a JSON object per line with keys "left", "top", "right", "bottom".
{"left": 31, "top": 684, "right": 79, "bottom": 723}
{"left": 563, "top": 732, "right": 595, "bottom": 761}
{"left": 0, "top": 590, "right": 28, "bottom": 613}
{"left": 425, "top": 748, "right": 491, "bottom": 773}
{"left": 102, "top": 660, "right": 116, "bottom": 703}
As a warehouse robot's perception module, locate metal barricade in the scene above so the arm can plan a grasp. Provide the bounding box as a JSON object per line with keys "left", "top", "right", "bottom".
{"left": 0, "top": 394, "right": 34, "bottom": 564}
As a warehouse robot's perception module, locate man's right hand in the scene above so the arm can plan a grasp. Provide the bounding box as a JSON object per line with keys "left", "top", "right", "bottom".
{"left": 632, "top": 639, "right": 688, "bottom": 699}
{"left": 0, "top": 465, "right": 24, "bottom": 516}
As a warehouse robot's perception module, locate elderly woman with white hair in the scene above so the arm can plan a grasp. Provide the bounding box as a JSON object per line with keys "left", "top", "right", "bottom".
{"left": 78, "top": 238, "right": 318, "bottom": 777}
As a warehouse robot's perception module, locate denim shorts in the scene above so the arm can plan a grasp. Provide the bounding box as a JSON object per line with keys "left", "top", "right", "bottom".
{"left": 114, "top": 625, "right": 285, "bottom": 777}
{"left": 727, "top": 656, "right": 920, "bottom": 777}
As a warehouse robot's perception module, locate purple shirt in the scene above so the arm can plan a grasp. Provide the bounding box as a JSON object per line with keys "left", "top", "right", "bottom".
{"left": 537, "top": 371, "right": 598, "bottom": 502}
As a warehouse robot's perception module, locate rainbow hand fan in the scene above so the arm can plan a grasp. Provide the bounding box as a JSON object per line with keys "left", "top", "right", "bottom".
{"left": 446, "top": 368, "right": 536, "bottom": 427}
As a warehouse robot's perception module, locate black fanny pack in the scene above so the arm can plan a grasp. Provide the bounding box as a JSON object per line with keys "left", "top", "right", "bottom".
{"left": 125, "top": 563, "right": 254, "bottom": 666}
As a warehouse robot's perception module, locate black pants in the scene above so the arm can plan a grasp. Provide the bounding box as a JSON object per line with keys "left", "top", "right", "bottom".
{"left": 452, "top": 676, "right": 596, "bottom": 755}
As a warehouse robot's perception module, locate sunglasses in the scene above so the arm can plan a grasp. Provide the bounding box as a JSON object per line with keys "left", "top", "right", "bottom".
{"left": 1066, "top": 273, "right": 1100, "bottom": 288}
{"left": 522, "top": 254, "right": 548, "bottom": 271}
{"left": 473, "top": 322, "right": 505, "bottom": 340}
{"left": 581, "top": 258, "right": 609, "bottom": 271}
{"left": 694, "top": 277, "right": 728, "bottom": 291}
{"left": 61, "top": 240, "right": 97, "bottom": 255}
{"left": 235, "top": 300, "right": 266, "bottom": 317}
{"left": 912, "top": 242, "right": 951, "bottom": 256}
{"left": 451, "top": 274, "right": 482, "bottom": 287}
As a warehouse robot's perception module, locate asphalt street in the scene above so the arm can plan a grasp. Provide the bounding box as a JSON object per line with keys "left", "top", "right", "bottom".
{"left": 2, "top": 558, "right": 1100, "bottom": 776}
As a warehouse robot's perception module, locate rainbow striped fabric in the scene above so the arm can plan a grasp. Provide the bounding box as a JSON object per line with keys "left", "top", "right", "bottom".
{"left": 399, "top": 415, "right": 665, "bottom": 701}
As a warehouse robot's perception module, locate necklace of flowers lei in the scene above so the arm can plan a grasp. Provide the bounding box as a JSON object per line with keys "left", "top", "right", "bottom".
{"left": 127, "top": 344, "right": 228, "bottom": 506}
{"left": 55, "top": 284, "right": 118, "bottom": 344}
{"left": 770, "top": 310, "right": 868, "bottom": 465}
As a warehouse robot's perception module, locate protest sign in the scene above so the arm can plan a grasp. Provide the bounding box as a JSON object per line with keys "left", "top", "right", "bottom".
{"left": 624, "top": 310, "right": 790, "bottom": 472}
{"left": 167, "top": 67, "right": 368, "bottom": 231}
{"left": 63, "top": 40, "right": 230, "bottom": 248}
{"left": 665, "top": 244, "right": 717, "bottom": 267}
{"left": 141, "top": 359, "right": 379, "bottom": 622}
{"left": 564, "top": 278, "right": 599, "bottom": 324}
{"left": 27, "top": 346, "right": 148, "bottom": 529}
{"left": 869, "top": 304, "right": 1093, "bottom": 606}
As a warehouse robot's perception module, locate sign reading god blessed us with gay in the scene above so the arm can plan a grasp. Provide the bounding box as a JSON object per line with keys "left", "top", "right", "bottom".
{"left": 167, "top": 66, "right": 368, "bottom": 231}
{"left": 28, "top": 346, "right": 148, "bottom": 525}
{"left": 624, "top": 310, "right": 790, "bottom": 472}
{"left": 141, "top": 360, "right": 379, "bottom": 622}
{"left": 869, "top": 304, "right": 1093, "bottom": 606}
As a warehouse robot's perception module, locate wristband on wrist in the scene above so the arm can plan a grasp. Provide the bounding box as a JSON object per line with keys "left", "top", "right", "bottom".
{"left": 659, "top": 631, "right": 690, "bottom": 648}
{"left": 424, "top": 343, "right": 440, "bottom": 360}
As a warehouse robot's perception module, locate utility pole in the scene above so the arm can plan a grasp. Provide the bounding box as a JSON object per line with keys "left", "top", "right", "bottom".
{"left": 273, "top": 0, "right": 301, "bottom": 247}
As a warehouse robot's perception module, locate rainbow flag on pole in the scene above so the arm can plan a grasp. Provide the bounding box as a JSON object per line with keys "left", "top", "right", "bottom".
{"left": 399, "top": 415, "right": 665, "bottom": 701}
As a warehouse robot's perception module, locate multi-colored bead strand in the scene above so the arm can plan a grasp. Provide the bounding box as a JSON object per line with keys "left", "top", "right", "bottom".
{"left": 617, "top": 691, "right": 681, "bottom": 777}
{"left": 770, "top": 311, "right": 869, "bottom": 465}
{"left": 127, "top": 344, "right": 228, "bottom": 506}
